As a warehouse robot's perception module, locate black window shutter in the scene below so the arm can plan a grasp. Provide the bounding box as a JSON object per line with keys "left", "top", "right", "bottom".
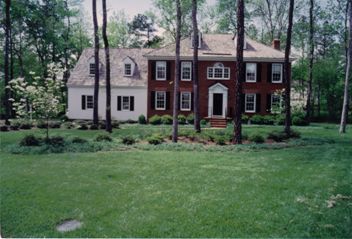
{"left": 117, "top": 96, "right": 121, "bottom": 111}
{"left": 266, "top": 94, "right": 271, "bottom": 112}
{"left": 178, "top": 92, "right": 181, "bottom": 110}
{"left": 151, "top": 61, "right": 156, "bottom": 80}
{"left": 244, "top": 63, "right": 247, "bottom": 82}
{"left": 191, "top": 92, "right": 194, "bottom": 110}
{"left": 151, "top": 91, "right": 155, "bottom": 109}
{"left": 167, "top": 61, "right": 171, "bottom": 80}
{"left": 257, "top": 63, "right": 261, "bottom": 82}
{"left": 130, "top": 96, "right": 134, "bottom": 111}
{"left": 166, "top": 91, "right": 170, "bottom": 110}
{"left": 282, "top": 64, "right": 286, "bottom": 83}
{"left": 256, "top": 94, "right": 261, "bottom": 113}
{"left": 81, "top": 95, "right": 86, "bottom": 110}
{"left": 267, "top": 63, "right": 272, "bottom": 83}
{"left": 241, "top": 94, "right": 245, "bottom": 113}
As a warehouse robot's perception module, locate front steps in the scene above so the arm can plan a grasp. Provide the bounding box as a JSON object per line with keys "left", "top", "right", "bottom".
{"left": 209, "top": 117, "right": 227, "bottom": 128}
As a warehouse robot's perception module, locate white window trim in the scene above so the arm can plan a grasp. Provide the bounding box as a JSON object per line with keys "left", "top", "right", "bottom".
{"left": 245, "top": 63, "right": 257, "bottom": 83}
{"left": 271, "top": 94, "right": 282, "bottom": 113}
{"left": 272, "top": 63, "right": 283, "bottom": 83}
{"left": 156, "top": 61, "right": 167, "bottom": 81}
{"left": 181, "top": 62, "right": 192, "bottom": 81}
{"left": 86, "top": 95, "right": 94, "bottom": 109}
{"left": 122, "top": 96, "right": 130, "bottom": 111}
{"left": 124, "top": 63, "right": 132, "bottom": 76}
{"left": 207, "top": 66, "right": 231, "bottom": 80}
{"left": 155, "top": 91, "right": 166, "bottom": 110}
{"left": 245, "top": 93, "right": 256, "bottom": 113}
{"left": 180, "top": 92, "right": 192, "bottom": 111}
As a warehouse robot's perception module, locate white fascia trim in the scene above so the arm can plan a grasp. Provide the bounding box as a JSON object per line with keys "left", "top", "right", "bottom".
{"left": 145, "top": 56, "right": 295, "bottom": 62}
{"left": 67, "top": 85, "right": 147, "bottom": 89}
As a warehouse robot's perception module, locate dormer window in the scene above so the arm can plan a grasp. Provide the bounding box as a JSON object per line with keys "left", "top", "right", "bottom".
{"left": 191, "top": 31, "right": 202, "bottom": 49}
{"left": 124, "top": 63, "right": 132, "bottom": 76}
{"left": 234, "top": 36, "right": 247, "bottom": 50}
{"left": 207, "top": 63, "right": 230, "bottom": 80}
{"left": 89, "top": 63, "right": 96, "bottom": 75}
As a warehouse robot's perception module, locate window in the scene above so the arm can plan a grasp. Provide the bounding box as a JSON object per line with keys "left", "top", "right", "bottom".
{"left": 245, "top": 94, "right": 256, "bottom": 113}
{"left": 246, "top": 63, "right": 257, "bottom": 82}
{"left": 271, "top": 94, "right": 282, "bottom": 113}
{"left": 180, "top": 92, "right": 191, "bottom": 111}
{"left": 122, "top": 96, "right": 130, "bottom": 110}
{"left": 81, "top": 95, "right": 94, "bottom": 110}
{"left": 124, "top": 63, "right": 132, "bottom": 76}
{"left": 272, "top": 63, "right": 283, "bottom": 83}
{"left": 207, "top": 63, "right": 230, "bottom": 80}
{"left": 89, "top": 63, "right": 95, "bottom": 75}
{"left": 181, "top": 62, "right": 192, "bottom": 81}
{"left": 155, "top": 91, "right": 166, "bottom": 110}
{"left": 156, "top": 61, "right": 167, "bottom": 80}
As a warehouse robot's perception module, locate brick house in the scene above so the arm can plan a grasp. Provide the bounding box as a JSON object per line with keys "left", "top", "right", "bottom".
{"left": 144, "top": 34, "right": 292, "bottom": 123}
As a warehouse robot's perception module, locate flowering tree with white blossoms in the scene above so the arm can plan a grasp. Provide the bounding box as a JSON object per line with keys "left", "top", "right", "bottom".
{"left": 9, "top": 63, "right": 65, "bottom": 139}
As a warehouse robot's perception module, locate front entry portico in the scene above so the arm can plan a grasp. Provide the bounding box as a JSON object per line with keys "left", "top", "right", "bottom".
{"left": 208, "top": 83, "right": 228, "bottom": 118}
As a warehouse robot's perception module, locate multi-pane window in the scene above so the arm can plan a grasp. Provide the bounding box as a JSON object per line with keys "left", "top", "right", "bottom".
{"left": 89, "top": 63, "right": 95, "bottom": 75}
{"left": 246, "top": 63, "right": 257, "bottom": 82}
{"left": 180, "top": 92, "right": 191, "bottom": 111}
{"left": 181, "top": 62, "right": 192, "bottom": 81}
{"left": 207, "top": 63, "right": 230, "bottom": 80}
{"left": 124, "top": 64, "right": 132, "bottom": 76}
{"left": 122, "top": 96, "right": 130, "bottom": 110}
{"left": 155, "top": 91, "right": 166, "bottom": 110}
{"left": 86, "top": 95, "right": 94, "bottom": 109}
{"left": 156, "top": 61, "right": 166, "bottom": 80}
{"left": 245, "top": 94, "right": 256, "bottom": 113}
{"left": 271, "top": 94, "right": 282, "bottom": 113}
{"left": 272, "top": 63, "right": 283, "bottom": 83}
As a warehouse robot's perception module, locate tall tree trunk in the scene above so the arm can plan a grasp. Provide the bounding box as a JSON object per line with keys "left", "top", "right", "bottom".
{"left": 192, "top": 0, "right": 200, "bottom": 133}
{"left": 4, "top": 0, "right": 11, "bottom": 124}
{"left": 340, "top": 0, "right": 352, "bottom": 134}
{"left": 306, "top": 0, "right": 314, "bottom": 121}
{"left": 172, "top": 0, "right": 181, "bottom": 143}
{"left": 284, "top": 0, "right": 294, "bottom": 137}
{"left": 102, "top": 0, "right": 112, "bottom": 133}
{"left": 233, "top": 0, "right": 244, "bottom": 144}
{"left": 92, "top": 0, "right": 99, "bottom": 125}
{"left": 63, "top": 0, "right": 70, "bottom": 84}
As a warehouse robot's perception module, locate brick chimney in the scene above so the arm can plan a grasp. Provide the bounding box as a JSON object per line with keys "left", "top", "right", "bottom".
{"left": 272, "top": 39, "right": 280, "bottom": 50}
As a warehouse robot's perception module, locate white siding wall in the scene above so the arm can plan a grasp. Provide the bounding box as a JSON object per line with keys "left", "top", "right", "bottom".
{"left": 67, "top": 87, "right": 147, "bottom": 121}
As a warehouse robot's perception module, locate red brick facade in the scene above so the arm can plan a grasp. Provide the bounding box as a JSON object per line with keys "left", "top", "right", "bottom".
{"left": 147, "top": 59, "right": 289, "bottom": 119}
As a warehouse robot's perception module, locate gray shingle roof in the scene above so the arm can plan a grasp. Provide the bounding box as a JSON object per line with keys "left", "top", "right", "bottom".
{"left": 145, "top": 34, "right": 289, "bottom": 61}
{"left": 67, "top": 48, "right": 152, "bottom": 87}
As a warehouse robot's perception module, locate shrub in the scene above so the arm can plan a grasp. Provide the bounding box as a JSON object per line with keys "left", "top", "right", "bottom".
{"left": 249, "top": 134, "right": 265, "bottom": 144}
{"left": 0, "top": 125, "right": 9, "bottom": 132}
{"left": 19, "top": 120, "right": 33, "bottom": 130}
{"left": 71, "top": 137, "right": 88, "bottom": 144}
{"left": 90, "top": 124, "right": 99, "bottom": 130}
{"left": 112, "top": 121, "right": 120, "bottom": 129}
{"left": 187, "top": 114, "right": 195, "bottom": 124}
{"left": 267, "top": 131, "right": 287, "bottom": 142}
{"left": 149, "top": 115, "right": 161, "bottom": 125}
{"left": 77, "top": 123, "right": 88, "bottom": 130}
{"left": 45, "top": 136, "right": 65, "bottom": 146}
{"left": 178, "top": 114, "right": 187, "bottom": 124}
{"left": 200, "top": 119, "right": 207, "bottom": 126}
{"left": 263, "top": 115, "right": 275, "bottom": 125}
{"left": 10, "top": 120, "right": 21, "bottom": 128}
{"left": 161, "top": 114, "right": 173, "bottom": 125}
{"left": 292, "top": 116, "right": 309, "bottom": 126}
{"left": 289, "top": 130, "right": 301, "bottom": 138}
{"left": 63, "top": 122, "right": 75, "bottom": 129}
{"left": 49, "top": 121, "right": 61, "bottom": 128}
{"left": 147, "top": 135, "right": 163, "bottom": 145}
{"left": 99, "top": 122, "right": 106, "bottom": 129}
{"left": 138, "top": 114, "right": 147, "bottom": 124}
{"left": 122, "top": 136, "right": 136, "bottom": 145}
{"left": 20, "top": 135, "right": 41, "bottom": 146}
{"left": 10, "top": 125, "right": 19, "bottom": 131}
{"left": 250, "top": 115, "right": 264, "bottom": 125}
{"left": 275, "top": 114, "right": 285, "bottom": 125}
{"left": 36, "top": 120, "right": 47, "bottom": 129}
{"left": 215, "top": 136, "right": 226, "bottom": 146}
{"left": 242, "top": 133, "right": 249, "bottom": 141}
{"left": 241, "top": 115, "right": 250, "bottom": 124}
{"left": 95, "top": 134, "right": 112, "bottom": 142}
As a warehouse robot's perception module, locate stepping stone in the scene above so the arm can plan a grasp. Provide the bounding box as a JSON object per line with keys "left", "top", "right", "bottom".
{"left": 56, "top": 219, "right": 82, "bottom": 232}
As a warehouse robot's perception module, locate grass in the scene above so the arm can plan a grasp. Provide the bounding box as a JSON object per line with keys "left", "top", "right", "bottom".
{"left": 0, "top": 123, "right": 351, "bottom": 237}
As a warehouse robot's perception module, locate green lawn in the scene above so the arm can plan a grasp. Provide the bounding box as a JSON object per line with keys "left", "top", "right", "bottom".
{"left": 0, "top": 124, "right": 351, "bottom": 237}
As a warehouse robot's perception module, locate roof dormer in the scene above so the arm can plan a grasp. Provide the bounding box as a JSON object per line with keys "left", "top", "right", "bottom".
{"left": 123, "top": 56, "right": 136, "bottom": 77}
{"left": 234, "top": 35, "right": 247, "bottom": 50}
{"left": 88, "top": 57, "right": 102, "bottom": 76}
{"left": 191, "top": 31, "right": 202, "bottom": 49}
